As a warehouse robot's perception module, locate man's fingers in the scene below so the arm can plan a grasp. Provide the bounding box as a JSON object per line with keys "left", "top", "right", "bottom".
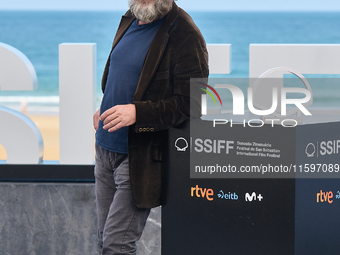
{"left": 100, "top": 107, "right": 116, "bottom": 121}
{"left": 108, "top": 122, "right": 124, "bottom": 132}
{"left": 103, "top": 117, "right": 121, "bottom": 130}
{"left": 103, "top": 113, "right": 118, "bottom": 125}
{"left": 100, "top": 104, "right": 135, "bottom": 132}
{"left": 93, "top": 108, "right": 100, "bottom": 130}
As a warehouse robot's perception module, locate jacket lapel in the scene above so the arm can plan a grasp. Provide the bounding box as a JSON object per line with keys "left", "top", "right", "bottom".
{"left": 133, "top": 3, "right": 179, "bottom": 101}
{"left": 101, "top": 12, "right": 135, "bottom": 92}
{"left": 112, "top": 14, "right": 135, "bottom": 51}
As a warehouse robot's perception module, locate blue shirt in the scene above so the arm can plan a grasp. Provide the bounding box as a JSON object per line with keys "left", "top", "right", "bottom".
{"left": 96, "top": 18, "right": 163, "bottom": 154}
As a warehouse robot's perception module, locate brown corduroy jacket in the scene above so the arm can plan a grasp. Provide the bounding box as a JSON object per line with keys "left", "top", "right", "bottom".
{"left": 101, "top": 2, "right": 209, "bottom": 208}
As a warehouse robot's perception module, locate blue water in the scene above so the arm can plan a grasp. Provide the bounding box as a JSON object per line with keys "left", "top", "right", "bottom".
{"left": 1, "top": 11, "right": 340, "bottom": 108}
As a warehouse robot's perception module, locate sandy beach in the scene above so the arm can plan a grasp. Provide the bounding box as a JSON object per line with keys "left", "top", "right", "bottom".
{"left": 0, "top": 114, "right": 60, "bottom": 161}
{"left": 30, "top": 114, "right": 60, "bottom": 161}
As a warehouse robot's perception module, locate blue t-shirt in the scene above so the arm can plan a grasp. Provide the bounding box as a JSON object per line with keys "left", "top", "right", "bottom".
{"left": 96, "top": 18, "right": 163, "bottom": 154}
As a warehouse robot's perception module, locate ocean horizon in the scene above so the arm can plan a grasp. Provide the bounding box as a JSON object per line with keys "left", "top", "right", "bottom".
{"left": 1, "top": 10, "right": 340, "bottom": 113}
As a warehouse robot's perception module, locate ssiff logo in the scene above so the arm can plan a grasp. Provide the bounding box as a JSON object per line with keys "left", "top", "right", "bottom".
{"left": 306, "top": 140, "right": 340, "bottom": 158}
{"left": 175, "top": 137, "right": 188, "bottom": 152}
{"left": 305, "top": 143, "right": 316, "bottom": 157}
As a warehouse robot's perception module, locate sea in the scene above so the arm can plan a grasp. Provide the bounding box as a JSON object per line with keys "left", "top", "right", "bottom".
{"left": 1, "top": 10, "right": 340, "bottom": 113}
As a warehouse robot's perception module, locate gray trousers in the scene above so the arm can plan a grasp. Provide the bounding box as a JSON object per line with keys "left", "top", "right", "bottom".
{"left": 94, "top": 144, "right": 150, "bottom": 255}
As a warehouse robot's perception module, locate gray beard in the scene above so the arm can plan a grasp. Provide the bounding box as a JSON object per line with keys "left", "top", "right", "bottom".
{"left": 128, "top": 0, "right": 172, "bottom": 23}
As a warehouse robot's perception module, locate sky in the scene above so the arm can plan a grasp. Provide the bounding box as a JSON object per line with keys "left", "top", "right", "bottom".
{"left": 1, "top": 0, "right": 340, "bottom": 11}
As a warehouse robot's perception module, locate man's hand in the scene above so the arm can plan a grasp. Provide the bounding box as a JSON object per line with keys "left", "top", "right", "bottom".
{"left": 93, "top": 108, "right": 100, "bottom": 130}
{"left": 100, "top": 104, "right": 136, "bottom": 132}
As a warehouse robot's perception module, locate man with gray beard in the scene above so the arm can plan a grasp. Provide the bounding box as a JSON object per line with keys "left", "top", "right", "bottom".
{"left": 93, "top": 0, "right": 208, "bottom": 254}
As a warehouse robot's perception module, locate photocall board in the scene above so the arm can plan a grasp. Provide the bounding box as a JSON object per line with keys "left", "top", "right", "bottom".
{"left": 0, "top": 164, "right": 95, "bottom": 182}
{"left": 162, "top": 120, "right": 340, "bottom": 255}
